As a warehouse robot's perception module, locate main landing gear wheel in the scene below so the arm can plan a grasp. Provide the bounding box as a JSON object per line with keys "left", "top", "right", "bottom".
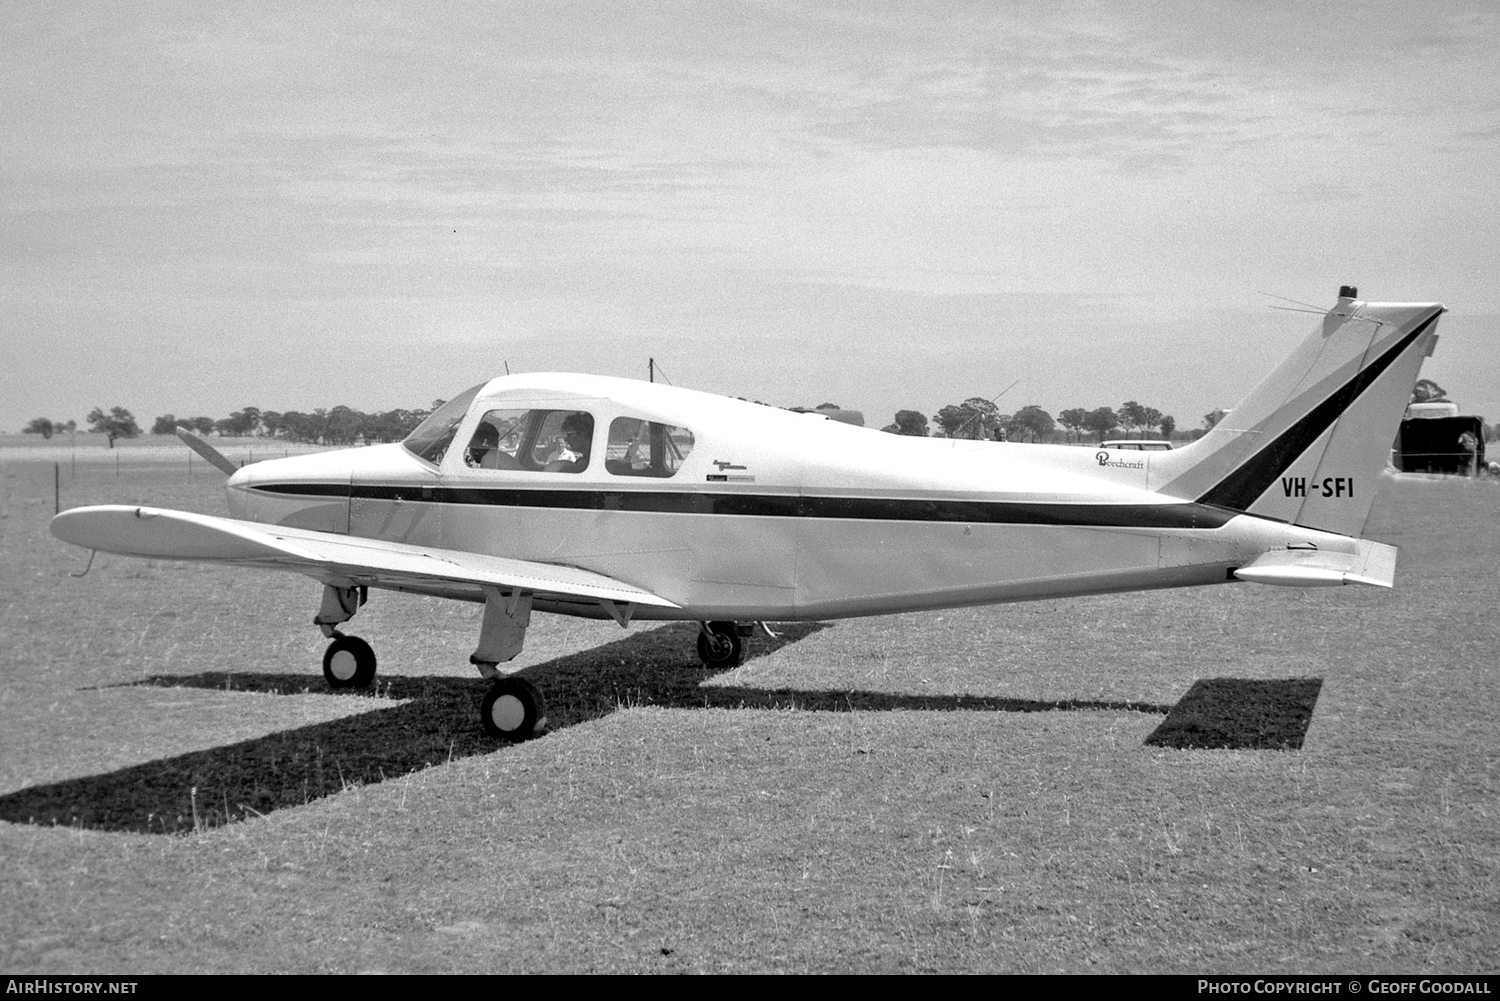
{"left": 322, "top": 635, "right": 376, "bottom": 689}
{"left": 696, "top": 621, "right": 744, "bottom": 668}
{"left": 481, "top": 676, "right": 547, "bottom": 740}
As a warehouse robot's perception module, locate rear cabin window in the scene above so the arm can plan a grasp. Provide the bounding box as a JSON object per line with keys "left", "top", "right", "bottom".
{"left": 606, "top": 417, "right": 695, "bottom": 477}
{"left": 464, "top": 409, "right": 594, "bottom": 473}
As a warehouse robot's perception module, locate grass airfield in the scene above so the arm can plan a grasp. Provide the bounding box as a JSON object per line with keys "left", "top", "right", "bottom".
{"left": 1, "top": 452, "right": 1496, "bottom": 973}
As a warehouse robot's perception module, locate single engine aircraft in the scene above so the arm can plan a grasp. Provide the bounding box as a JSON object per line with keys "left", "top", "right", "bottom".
{"left": 51, "top": 287, "right": 1445, "bottom": 739}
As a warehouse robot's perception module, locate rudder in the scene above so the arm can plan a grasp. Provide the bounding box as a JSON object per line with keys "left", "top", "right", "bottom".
{"left": 1151, "top": 289, "right": 1444, "bottom": 537}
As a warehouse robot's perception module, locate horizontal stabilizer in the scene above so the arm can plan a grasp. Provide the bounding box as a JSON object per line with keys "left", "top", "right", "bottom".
{"left": 1233, "top": 539, "right": 1397, "bottom": 588}
{"left": 50, "top": 505, "right": 679, "bottom": 609}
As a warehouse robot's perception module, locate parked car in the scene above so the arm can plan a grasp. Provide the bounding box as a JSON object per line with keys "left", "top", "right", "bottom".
{"left": 1392, "top": 414, "right": 1486, "bottom": 476}
{"left": 1101, "top": 439, "right": 1172, "bottom": 451}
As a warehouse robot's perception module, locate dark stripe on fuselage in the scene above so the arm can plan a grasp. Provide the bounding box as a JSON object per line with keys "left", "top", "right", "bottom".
{"left": 1196, "top": 310, "right": 1440, "bottom": 511}
{"left": 253, "top": 482, "right": 350, "bottom": 496}
{"left": 248, "top": 482, "right": 1237, "bottom": 530}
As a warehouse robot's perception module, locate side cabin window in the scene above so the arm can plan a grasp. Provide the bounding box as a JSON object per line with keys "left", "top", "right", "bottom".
{"left": 464, "top": 409, "right": 594, "bottom": 473}
{"left": 402, "top": 383, "right": 485, "bottom": 465}
{"left": 606, "top": 417, "right": 695, "bottom": 477}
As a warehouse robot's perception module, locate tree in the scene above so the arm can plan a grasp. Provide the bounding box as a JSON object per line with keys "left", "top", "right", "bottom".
{"left": 1203, "top": 408, "right": 1228, "bottom": 430}
{"left": 215, "top": 408, "right": 260, "bottom": 437}
{"left": 207, "top": 407, "right": 263, "bottom": 438}
{"left": 86, "top": 406, "right": 141, "bottom": 448}
{"left": 365, "top": 408, "right": 425, "bottom": 443}
{"left": 884, "top": 409, "right": 930, "bottom": 436}
{"left": 278, "top": 411, "right": 316, "bottom": 442}
{"left": 1007, "top": 405, "right": 1056, "bottom": 443}
{"left": 1159, "top": 415, "right": 1176, "bottom": 440}
{"left": 1411, "top": 378, "right": 1447, "bottom": 402}
{"left": 1118, "top": 401, "right": 1147, "bottom": 438}
{"left": 23, "top": 417, "right": 58, "bottom": 439}
{"left": 1140, "top": 406, "right": 1163, "bottom": 437}
{"left": 933, "top": 397, "right": 1000, "bottom": 439}
{"left": 151, "top": 414, "right": 182, "bottom": 436}
{"left": 324, "top": 405, "right": 362, "bottom": 445}
{"left": 1081, "top": 406, "right": 1119, "bottom": 443}
{"left": 1057, "top": 407, "right": 1088, "bottom": 444}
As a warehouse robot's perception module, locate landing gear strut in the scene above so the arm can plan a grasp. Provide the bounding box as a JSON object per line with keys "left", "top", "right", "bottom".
{"left": 470, "top": 587, "right": 547, "bottom": 739}
{"left": 315, "top": 584, "right": 376, "bottom": 690}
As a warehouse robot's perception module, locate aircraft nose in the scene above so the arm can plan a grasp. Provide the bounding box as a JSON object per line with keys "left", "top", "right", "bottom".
{"left": 225, "top": 459, "right": 256, "bottom": 519}
{"left": 224, "top": 450, "right": 356, "bottom": 530}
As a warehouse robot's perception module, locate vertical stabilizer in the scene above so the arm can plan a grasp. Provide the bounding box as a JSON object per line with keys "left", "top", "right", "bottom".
{"left": 1151, "top": 290, "right": 1444, "bottom": 537}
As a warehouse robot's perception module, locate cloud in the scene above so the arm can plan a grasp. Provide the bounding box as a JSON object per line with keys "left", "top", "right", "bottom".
{"left": 3, "top": 1, "right": 1499, "bottom": 431}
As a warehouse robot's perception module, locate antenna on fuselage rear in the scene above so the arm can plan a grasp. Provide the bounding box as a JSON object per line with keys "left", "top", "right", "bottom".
{"left": 1257, "top": 289, "right": 1331, "bottom": 316}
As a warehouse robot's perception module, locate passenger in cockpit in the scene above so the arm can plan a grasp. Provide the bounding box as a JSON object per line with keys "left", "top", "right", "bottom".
{"left": 545, "top": 412, "right": 593, "bottom": 472}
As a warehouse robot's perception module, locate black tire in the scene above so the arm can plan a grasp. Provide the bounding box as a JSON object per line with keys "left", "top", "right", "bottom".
{"left": 696, "top": 621, "right": 744, "bottom": 668}
{"left": 322, "top": 635, "right": 377, "bottom": 689}
{"left": 481, "top": 676, "right": 547, "bottom": 739}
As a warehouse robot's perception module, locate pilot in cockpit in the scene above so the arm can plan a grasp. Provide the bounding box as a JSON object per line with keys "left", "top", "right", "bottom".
{"left": 465, "top": 421, "right": 499, "bottom": 468}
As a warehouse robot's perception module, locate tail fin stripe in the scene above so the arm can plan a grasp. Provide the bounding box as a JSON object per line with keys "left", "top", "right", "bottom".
{"left": 1195, "top": 309, "right": 1440, "bottom": 511}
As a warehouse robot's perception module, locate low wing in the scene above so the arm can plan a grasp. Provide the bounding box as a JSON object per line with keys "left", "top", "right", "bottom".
{"left": 50, "top": 505, "right": 679, "bottom": 609}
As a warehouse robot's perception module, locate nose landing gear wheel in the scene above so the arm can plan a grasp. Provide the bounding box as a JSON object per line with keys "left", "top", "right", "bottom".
{"left": 481, "top": 676, "right": 547, "bottom": 739}
{"left": 322, "top": 635, "right": 377, "bottom": 689}
{"left": 696, "top": 621, "right": 744, "bottom": 668}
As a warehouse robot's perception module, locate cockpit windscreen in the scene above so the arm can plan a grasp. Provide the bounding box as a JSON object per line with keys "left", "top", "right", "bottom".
{"left": 402, "top": 383, "right": 484, "bottom": 465}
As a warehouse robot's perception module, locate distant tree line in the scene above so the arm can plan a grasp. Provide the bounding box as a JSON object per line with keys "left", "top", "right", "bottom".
{"left": 13, "top": 399, "right": 1192, "bottom": 448}
{"left": 21, "top": 403, "right": 441, "bottom": 448}
{"left": 23, "top": 393, "right": 1500, "bottom": 449}
{"left": 881, "top": 399, "right": 1196, "bottom": 444}
{"left": 22, "top": 417, "right": 77, "bottom": 440}
{"left": 869, "top": 379, "right": 1500, "bottom": 444}
{"left": 146, "top": 403, "right": 441, "bottom": 445}
{"left": 26, "top": 407, "right": 147, "bottom": 448}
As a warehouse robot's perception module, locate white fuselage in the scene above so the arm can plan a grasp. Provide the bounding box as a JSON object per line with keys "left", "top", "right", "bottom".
{"left": 226, "top": 375, "right": 1347, "bottom": 621}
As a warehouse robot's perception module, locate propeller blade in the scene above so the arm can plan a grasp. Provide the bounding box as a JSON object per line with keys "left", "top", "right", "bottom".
{"left": 174, "top": 428, "right": 240, "bottom": 476}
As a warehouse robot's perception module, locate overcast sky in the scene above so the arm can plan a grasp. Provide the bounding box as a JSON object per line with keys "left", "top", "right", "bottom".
{"left": 5, "top": 1, "right": 1497, "bottom": 435}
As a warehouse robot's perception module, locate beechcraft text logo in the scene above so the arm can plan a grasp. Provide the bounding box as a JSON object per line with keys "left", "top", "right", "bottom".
{"left": 1095, "top": 451, "right": 1145, "bottom": 470}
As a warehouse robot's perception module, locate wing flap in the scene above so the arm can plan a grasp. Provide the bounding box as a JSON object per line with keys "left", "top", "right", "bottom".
{"left": 50, "top": 505, "right": 678, "bottom": 608}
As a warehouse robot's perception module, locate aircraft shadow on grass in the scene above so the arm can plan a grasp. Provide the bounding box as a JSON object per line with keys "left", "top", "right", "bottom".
{"left": 0, "top": 622, "right": 1321, "bottom": 835}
